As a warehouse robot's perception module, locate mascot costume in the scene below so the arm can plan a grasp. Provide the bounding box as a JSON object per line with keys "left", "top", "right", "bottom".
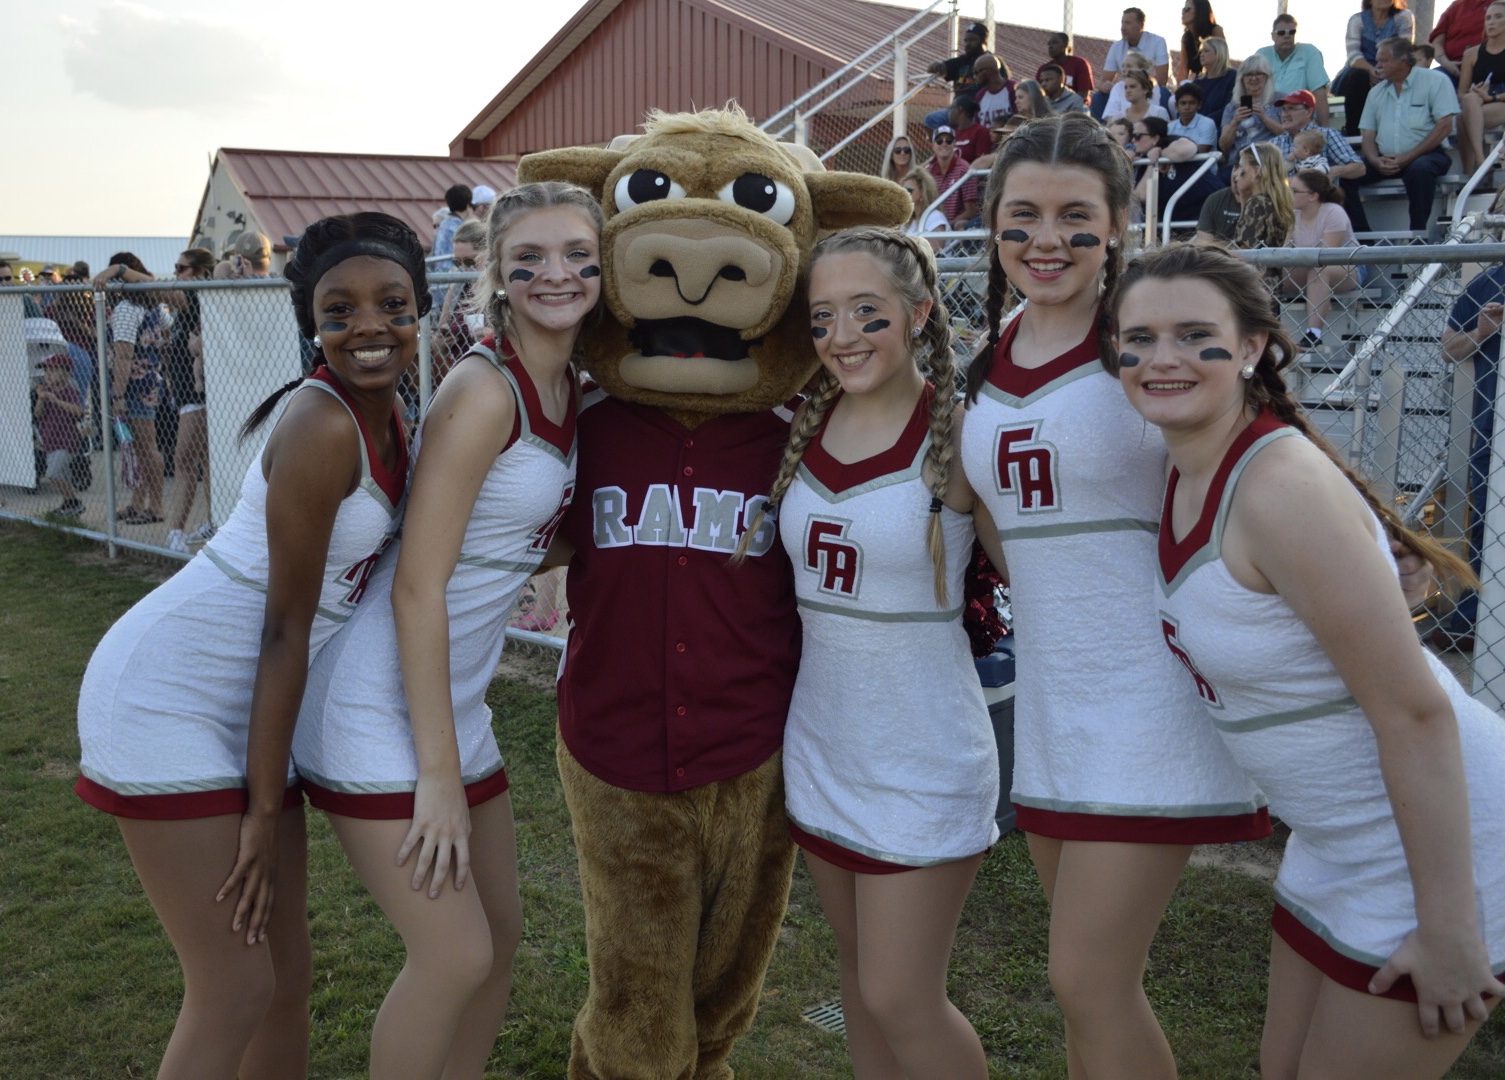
{"left": 517, "top": 106, "right": 910, "bottom": 1079}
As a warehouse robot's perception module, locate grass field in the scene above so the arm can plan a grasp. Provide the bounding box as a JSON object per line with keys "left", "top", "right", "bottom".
{"left": 1, "top": 521, "right": 1500, "bottom": 1078}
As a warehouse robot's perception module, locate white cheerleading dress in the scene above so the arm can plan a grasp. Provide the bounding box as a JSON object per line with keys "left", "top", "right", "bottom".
{"left": 1155, "top": 410, "right": 1505, "bottom": 999}
{"left": 781, "top": 388, "right": 999, "bottom": 867}
{"left": 76, "top": 367, "right": 408, "bottom": 818}
{"left": 293, "top": 341, "right": 576, "bottom": 818}
{"left": 960, "top": 315, "right": 1268, "bottom": 842}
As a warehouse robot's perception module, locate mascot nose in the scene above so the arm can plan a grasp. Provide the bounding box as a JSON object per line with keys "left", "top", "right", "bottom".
{"left": 622, "top": 230, "right": 774, "bottom": 305}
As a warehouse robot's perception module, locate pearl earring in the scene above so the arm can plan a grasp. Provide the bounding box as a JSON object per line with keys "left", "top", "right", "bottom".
{"left": 1240, "top": 362, "right": 1256, "bottom": 380}
{"left": 312, "top": 335, "right": 322, "bottom": 349}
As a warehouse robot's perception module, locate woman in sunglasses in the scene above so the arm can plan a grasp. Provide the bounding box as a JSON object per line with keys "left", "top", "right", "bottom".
{"left": 880, "top": 133, "right": 917, "bottom": 183}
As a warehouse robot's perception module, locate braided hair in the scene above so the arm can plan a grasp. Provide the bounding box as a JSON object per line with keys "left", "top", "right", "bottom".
{"left": 967, "top": 112, "right": 1131, "bottom": 402}
{"left": 1108, "top": 243, "right": 1476, "bottom": 591}
{"left": 736, "top": 227, "right": 960, "bottom": 606}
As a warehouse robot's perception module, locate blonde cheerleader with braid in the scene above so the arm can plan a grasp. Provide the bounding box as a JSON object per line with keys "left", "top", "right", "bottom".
{"left": 740, "top": 226, "right": 1000, "bottom": 1078}
{"left": 293, "top": 183, "right": 602, "bottom": 1079}
{"left": 1112, "top": 243, "right": 1503, "bottom": 1080}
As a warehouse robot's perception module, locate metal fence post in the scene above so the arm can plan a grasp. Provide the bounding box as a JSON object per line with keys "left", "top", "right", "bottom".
{"left": 418, "top": 315, "right": 433, "bottom": 419}
{"left": 94, "top": 286, "right": 118, "bottom": 559}
{"left": 1474, "top": 371, "right": 1505, "bottom": 708}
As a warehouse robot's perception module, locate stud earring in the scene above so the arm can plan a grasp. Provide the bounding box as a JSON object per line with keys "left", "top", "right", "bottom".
{"left": 911, "top": 326, "right": 923, "bottom": 338}
{"left": 1240, "top": 362, "right": 1256, "bottom": 380}
{"left": 312, "top": 335, "right": 322, "bottom": 349}
{"left": 1107, "top": 237, "right": 1119, "bottom": 249}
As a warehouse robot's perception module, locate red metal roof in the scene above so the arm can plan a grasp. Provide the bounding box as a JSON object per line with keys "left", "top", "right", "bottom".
{"left": 452, "top": 0, "right": 1111, "bottom": 154}
{"left": 212, "top": 149, "right": 518, "bottom": 251}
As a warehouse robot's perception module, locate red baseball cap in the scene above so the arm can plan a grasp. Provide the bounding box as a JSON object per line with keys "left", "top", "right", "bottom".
{"left": 1275, "top": 90, "right": 1317, "bottom": 111}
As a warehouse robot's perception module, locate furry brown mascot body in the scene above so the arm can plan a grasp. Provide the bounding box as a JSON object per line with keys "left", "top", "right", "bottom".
{"left": 518, "top": 107, "right": 908, "bottom": 1080}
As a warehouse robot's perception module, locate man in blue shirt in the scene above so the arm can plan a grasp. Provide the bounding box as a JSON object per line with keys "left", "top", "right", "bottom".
{"left": 1257, "top": 14, "right": 1331, "bottom": 126}
{"left": 1353, "top": 38, "right": 1460, "bottom": 233}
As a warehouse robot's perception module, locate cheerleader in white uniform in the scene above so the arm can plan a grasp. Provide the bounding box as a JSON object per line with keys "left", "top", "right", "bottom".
{"left": 294, "top": 183, "right": 601, "bottom": 1080}
{"left": 1112, "top": 243, "right": 1503, "bottom": 1080}
{"left": 74, "top": 212, "right": 426, "bottom": 1079}
{"left": 739, "top": 227, "right": 999, "bottom": 1077}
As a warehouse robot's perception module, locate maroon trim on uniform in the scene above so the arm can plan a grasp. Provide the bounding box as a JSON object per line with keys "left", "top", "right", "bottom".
{"left": 1159, "top": 407, "right": 1286, "bottom": 582}
{"left": 308, "top": 365, "right": 409, "bottom": 505}
{"left": 1015, "top": 803, "right": 1272, "bottom": 844}
{"left": 987, "top": 308, "right": 1103, "bottom": 397}
{"left": 802, "top": 384, "right": 933, "bottom": 492}
{"left": 1270, "top": 903, "right": 1423, "bottom": 1003}
{"left": 75, "top": 774, "right": 303, "bottom": 820}
{"left": 303, "top": 768, "right": 510, "bottom": 821}
{"left": 498, "top": 337, "right": 577, "bottom": 457}
{"left": 789, "top": 821, "right": 916, "bottom": 875}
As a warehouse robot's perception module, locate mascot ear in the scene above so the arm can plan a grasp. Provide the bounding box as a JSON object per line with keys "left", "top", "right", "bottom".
{"left": 517, "top": 147, "right": 624, "bottom": 194}
{"left": 806, "top": 173, "right": 913, "bottom": 231}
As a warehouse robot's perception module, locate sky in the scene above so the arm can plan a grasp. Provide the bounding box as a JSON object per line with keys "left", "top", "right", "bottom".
{"left": 2, "top": 1, "right": 1361, "bottom": 241}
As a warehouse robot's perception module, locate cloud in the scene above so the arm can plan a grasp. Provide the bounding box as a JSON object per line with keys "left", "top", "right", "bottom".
{"left": 60, "top": 2, "right": 287, "bottom": 113}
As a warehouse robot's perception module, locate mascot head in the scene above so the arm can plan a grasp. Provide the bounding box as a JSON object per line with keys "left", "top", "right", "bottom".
{"left": 517, "top": 104, "right": 911, "bottom": 421}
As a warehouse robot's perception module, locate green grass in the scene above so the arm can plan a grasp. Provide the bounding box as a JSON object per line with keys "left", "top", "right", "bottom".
{"left": 1, "top": 520, "right": 1500, "bottom": 1078}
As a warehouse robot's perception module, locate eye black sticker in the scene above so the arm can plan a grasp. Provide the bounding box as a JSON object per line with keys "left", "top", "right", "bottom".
{"left": 1199, "top": 347, "right": 1234, "bottom": 361}
{"left": 1069, "top": 233, "right": 1102, "bottom": 248}
{"left": 811, "top": 326, "right": 828, "bottom": 339}
{"left": 579, "top": 265, "right": 601, "bottom": 278}
{"left": 1117, "top": 352, "right": 1142, "bottom": 368}
{"left": 319, "top": 321, "right": 348, "bottom": 333}
{"left": 996, "top": 229, "right": 1029, "bottom": 243}
{"left": 862, "top": 319, "right": 891, "bottom": 333}
{"left": 391, "top": 315, "right": 417, "bottom": 327}
{"left": 508, "top": 269, "right": 535, "bottom": 283}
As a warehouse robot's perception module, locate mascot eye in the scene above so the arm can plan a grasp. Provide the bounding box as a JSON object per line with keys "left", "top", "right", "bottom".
{"left": 716, "top": 173, "right": 796, "bottom": 225}
{"left": 614, "top": 169, "right": 687, "bottom": 210}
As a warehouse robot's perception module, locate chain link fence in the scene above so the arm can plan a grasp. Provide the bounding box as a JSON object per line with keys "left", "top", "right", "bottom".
{"left": 2, "top": 238, "right": 1501, "bottom": 703}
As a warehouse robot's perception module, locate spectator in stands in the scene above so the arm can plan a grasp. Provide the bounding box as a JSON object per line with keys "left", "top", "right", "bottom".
{"left": 1102, "top": 8, "right": 1170, "bottom": 95}
{"left": 901, "top": 169, "right": 947, "bottom": 251}
{"left": 925, "top": 21, "right": 990, "bottom": 128}
{"left": 1270, "top": 89, "right": 1365, "bottom": 190}
{"left": 470, "top": 184, "right": 497, "bottom": 221}
{"left": 432, "top": 220, "right": 488, "bottom": 382}
{"left": 34, "top": 353, "right": 85, "bottom": 519}
{"left": 1196, "top": 151, "right": 1247, "bottom": 243}
{"left": 99, "top": 252, "right": 167, "bottom": 525}
{"left": 1130, "top": 115, "right": 1219, "bottom": 224}
{"left": 923, "top": 125, "right": 979, "bottom": 228}
{"left": 1235, "top": 144, "right": 1295, "bottom": 280}
{"left": 163, "top": 248, "right": 217, "bottom": 555}
{"left": 1456, "top": 0, "right": 1505, "bottom": 175}
{"left": 1193, "top": 37, "right": 1238, "bottom": 122}
{"left": 1289, "top": 129, "right": 1330, "bottom": 172}
{"left": 1258, "top": 14, "right": 1332, "bottom": 127}
{"left": 432, "top": 183, "right": 471, "bottom": 270}
{"left": 1170, "top": 83, "right": 1218, "bottom": 151}
{"left": 880, "top": 133, "right": 918, "bottom": 183}
{"left": 1218, "top": 54, "right": 1285, "bottom": 183}
{"left": 36, "top": 264, "right": 62, "bottom": 285}
{"left": 1433, "top": 0, "right": 1492, "bottom": 84}
{"left": 971, "top": 53, "right": 1017, "bottom": 127}
{"left": 1117, "top": 70, "right": 1171, "bottom": 130}
{"left": 1437, "top": 188, "right": 1505, "bottom": 650}
{"left": 1039, "top": 32, "right": 1093, "bottom": 106}
{"left": 1177, "top": 0, "right": 1226, "bottom": 83}
{"left": 1416, "top": 42, "right": 1438, "bottom": 66}
{"left": 0, "top": 260, "right": 43, "bottom": 316}
{"left": 230, "top": 231, "right": 273, "bottom": 279}
{"left": 1352, "top": 38, "right": 1459, "bottom": 234}
{"left": 1012, "top": 79, "right": 1053, "bottom": 120}
{"left": 1106, "top": 116, "right": 1137, "bottom": 162}
{"left": 1038, "top": 64, "right": 1087, "bottom": 114}
{"left": 1337, "top": 0, "right": 1416, "bottom": 137}
{"left": 1102, "top": 50, "right": 1165, "bottom": 120}
{"left": 1284, "top": 170, "right": 1363, "bottom": 353}
{"left": 949, "top": 96, "right": 993, "bottom": 162}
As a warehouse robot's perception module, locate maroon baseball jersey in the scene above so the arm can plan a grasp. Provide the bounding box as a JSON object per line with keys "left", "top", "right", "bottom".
{"left": 557, "top": 392, "right": 801, "bottom": 793}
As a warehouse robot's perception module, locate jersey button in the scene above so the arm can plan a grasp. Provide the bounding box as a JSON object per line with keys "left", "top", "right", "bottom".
{"left": 677, "top": 555, "right": 688, "bottom": 566}
{"left": 676, "top": 706, "right": 687, "bottom": 716}
{"left": 683, "top": 465, "right": 694, "bottom": 477}
{"left": 684, "top": 438, "right": 694, "bottom": 449}
{"left": 675, "top": 642, "right": 687, "bottom": 653}
{"left": 675, "top": 767, "right": 686, "bottom": 778}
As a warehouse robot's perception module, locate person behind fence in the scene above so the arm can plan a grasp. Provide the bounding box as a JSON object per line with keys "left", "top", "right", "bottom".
{"left": 1336, "top": 0, "right": 1416, "bottom": 138}
{"left": 432, "top": 183, "right": 471, "bottom": 272}
{"left": 879, "top": 132, "right": 917, "bottom": 183}
{"left": 1169, "top": 82, "right": 1217, "bottom": 152}
{"left": 1218, "top": 54, "right": 1285, "bottom": 186}
{"left": 470, "top": 184, "right": 497, "bottom": 222}
{"left": 73, "top": 211, "right": 425, "bottom": 1080}
{"left": 164, "top": 247, "right": 219, "bottom": 555}
{"left": 1283, "top": 170, "right": 1363, "bottom": 354}
{"left": 1116, "top": 69, "right": 1171, "bottom": 131}
{"left": 924, "top": 125, "right": 979, "bottom": 229}
{"left": 1235, "top": 145, "right": 1295, "bottom": 286}
{"left": 1038, "top": 64, "right": 1087, "bottom": 114}
{"left": 970, "top": 53, "right": 1016, "bottom": 128}
{"left": 1196, "top": 150, "right": 1252, "bottom": 244}
{"left": 961, "top": 112, "right": 1270, "bottom": 1080}
{"left": 1268, "top": 89, "right": 1364, "bottom": 188}
{"left": 1257, "top": 13, "right": 1333, "bottom": 127}
{"left": 902, "top": 168, "right": 947, "bottom": 250}
{"left": 1177, "top": 0, "right": 1225, "bottom": 83}
{"left": 1433, "top": 0, "right": 1493, "bottom": 85}
{"left": 1290, "top": 129, "right": 1330, "bottom": 173}
{"left": 34, "top": 352, "right": 84, "bottom": 519}
{"left": 432, "top": 220, "right": 489, "bottom": 383}
{"left": 97, "top": 252, "right": 168, "bottom": 526}
{"left": 1437, "top": 198, "right": 1505, "bottom": 652}
{"left": 1110, "top": 241, "right": 1505, "bottom": 1080}
{"left": 924, "top": 21, "right": 989, "bottom": 129}
{"left": 1352, "top": 38, "right": 1460, "bottom": 235}
{"left": 1130, "top": 115, "right": 1220, "bottom": 225}
{"left": 1192, "top": 36, "right": 1238, "bottom": 123}
{"left": 1101, "top": 7, "right": 1170, "bottom": 101}
{"left": 231, "top": 232, "right": 273, "bottom": 280}
{"left": 1101, "top": 50, "right": 1160, "bottom": 121}
{"left": 1040, "top": 31, "right": 1093, "bottom": 107}
{"left": 292, "top": 182, "right": 600, "bottom": 1080}
{"left": 1011, "top": 79, "right": 1053, "bottom": 121}
{"left": 1455, "top": 0, "right": 1505, "bottom": 176}
{"left": 732, "top": 225, "right": 998, "bottom": 1079}
{"left": 949, "top": 95, "right": 992, "bottom": 163}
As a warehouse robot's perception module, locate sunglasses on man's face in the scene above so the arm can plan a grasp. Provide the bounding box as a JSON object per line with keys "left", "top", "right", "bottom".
{"left": 174, "top": 264, "right": 194, "bottom": 273}
{"left": 455, "top": 257, "right": 479, "bottom": 269}
{"left": 934, "top": 136, "right": 955, "bottom": 145}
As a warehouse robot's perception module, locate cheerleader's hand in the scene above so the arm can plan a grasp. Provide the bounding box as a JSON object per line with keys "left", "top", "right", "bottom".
{"left": 1389, "top": 536, "right": 1433, "bottom": 610}
{"left": 398, "top": 772, "right": 472, "bottom": 898}
{"left": 218, "top": 809, "right": 279, "bottom": 945}
{"left": 1370, "top": 925, "right": 1505, "bottom": 1036}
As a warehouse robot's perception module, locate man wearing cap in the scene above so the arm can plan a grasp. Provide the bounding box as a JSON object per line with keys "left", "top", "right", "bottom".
{"left": 925, "top": 126, "right": 979, "bottom": 228}
{"left": 925, "top": 22, "right": 989, "bottom": 129}
{"left": 1256, "top": 14, "right": 1331, "bottom": 127}
{"left": 230, "top": 232, "right": 272, "bottom": 278}
{"left": 469, "top": 184, "right": 497, "bottom": 222}
{"left": 36, "top": 264, "right": 62, "bottom": 285}
{"left": 1270, "top": 91, "right": 1362, "bottom": 179}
